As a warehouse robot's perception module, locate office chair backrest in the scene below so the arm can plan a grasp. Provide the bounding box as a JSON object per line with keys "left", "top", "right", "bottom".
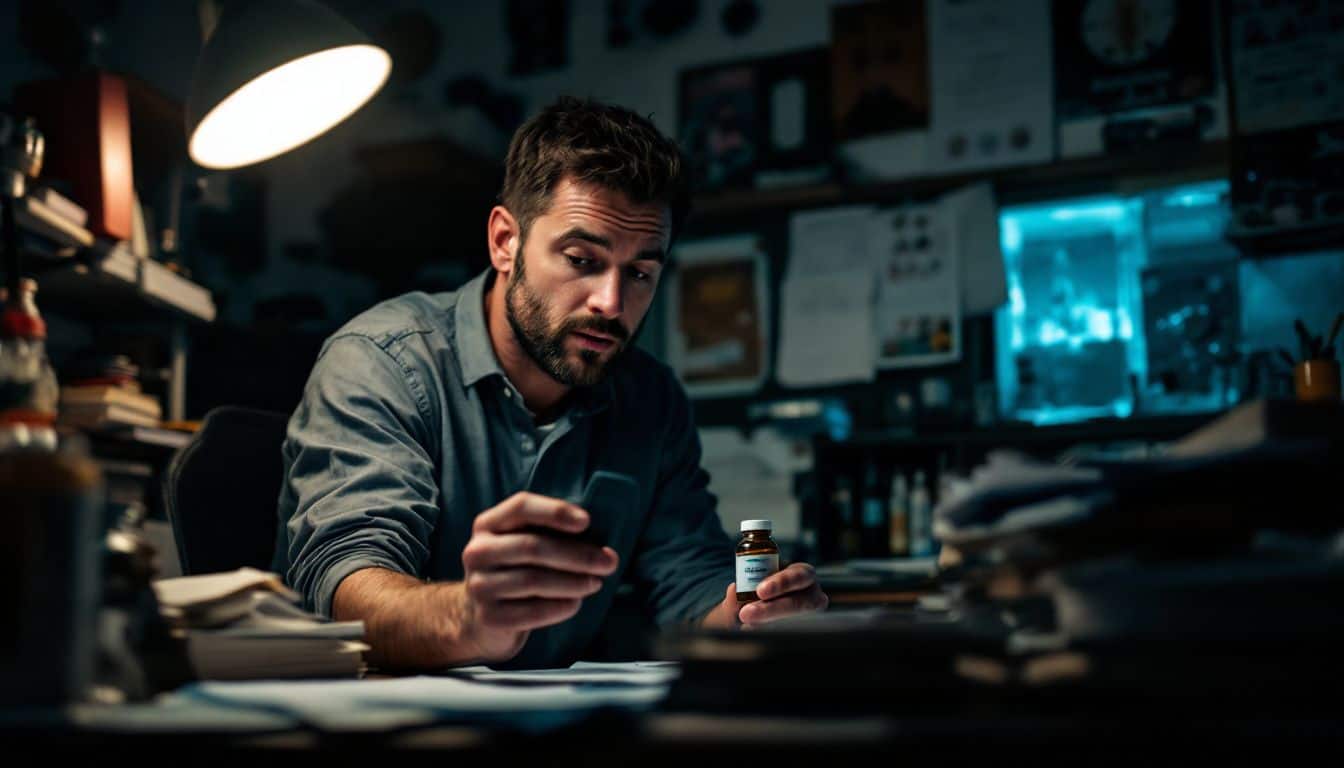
{"left": 163, "top": 406, "right": 290, "bottom": 575}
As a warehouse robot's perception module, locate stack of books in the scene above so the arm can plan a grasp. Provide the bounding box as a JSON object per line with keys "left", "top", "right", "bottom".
{"left": 59, "top": 382, "right": 161, "bottom": 430}
{"left": 152, "top": 568, "right": 367, "bottom": 681}
{"left": 58, "top": 354, "right": 161, "bottom": 431}
{"left": 925, "top": 399, "right": 1344, "bottom": 705}
{"left": 14, "top": 185, "right": 95, "bottom": 256}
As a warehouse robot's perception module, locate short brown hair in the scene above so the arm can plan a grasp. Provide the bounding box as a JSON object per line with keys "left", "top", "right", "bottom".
{"left": 500, "top": 97, "right": 691, "bottom": 244}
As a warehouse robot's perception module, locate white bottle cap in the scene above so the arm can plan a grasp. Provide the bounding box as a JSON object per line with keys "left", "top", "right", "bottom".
{"left": 741, "top": 519, "right": 772, "bottom": 532}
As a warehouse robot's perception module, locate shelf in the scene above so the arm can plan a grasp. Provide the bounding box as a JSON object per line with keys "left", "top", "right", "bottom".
{"left": 29, "top": 242, "right": 216, "bottom": 323}
{"left": 688, "top": 139, "right": 1231, "bottom": 221}
{"left": 1225, "top": 216, "right": 1344, "bottom": 256}
{"left": 83, "top": 425, "right": 192, "bottom": 459}
{"left": 825, "top": 412, "right": 1220, "bottom": 452}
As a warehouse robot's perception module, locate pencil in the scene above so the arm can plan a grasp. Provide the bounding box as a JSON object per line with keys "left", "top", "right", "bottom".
{"left": 1326, "top": 312, "right": 1343, "bottom": 351}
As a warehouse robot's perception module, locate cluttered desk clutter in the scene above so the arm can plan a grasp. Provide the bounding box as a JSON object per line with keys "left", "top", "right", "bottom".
{"left": 4, "top": 0, "right": 1344, "bottom": 756}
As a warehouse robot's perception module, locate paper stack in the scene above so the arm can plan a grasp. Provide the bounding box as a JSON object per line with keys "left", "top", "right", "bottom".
{"left": 152, "top": 568, "right": 367, "bottom": 681}
{"left": 59, "top": 384, "right": 162, "bottom": 430}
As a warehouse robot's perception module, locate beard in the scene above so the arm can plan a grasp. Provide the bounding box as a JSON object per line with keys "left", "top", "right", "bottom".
{"left": 504, "top": 251, "right": 632, "bottom": 387}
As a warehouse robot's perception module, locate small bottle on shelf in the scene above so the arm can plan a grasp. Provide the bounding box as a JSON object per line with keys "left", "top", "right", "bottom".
{"left": 859, "top": 460, "right": 889, "bottom": 557}
{"left": 832, "top": 475, "right": 859, "bottom": 561}
{"left": 888, "top": 472, "right": 909, "bottom": 556}
{"left": 0, "top": 278, "right": 59, "bottom": 449}
{"left": 909, "top": 470, "right": 933, "bottom": 558}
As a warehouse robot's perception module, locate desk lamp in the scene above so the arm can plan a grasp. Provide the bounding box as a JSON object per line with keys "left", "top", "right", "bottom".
{"left": 186, "top": 0, "right": 391, "bottom": 169}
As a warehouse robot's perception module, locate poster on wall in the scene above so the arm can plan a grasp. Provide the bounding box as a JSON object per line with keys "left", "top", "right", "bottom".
{"left": 667, "top": 236, "right": 770, "bottom": 397}
{"left": 871, "top": 204, "right": 961, "bottom": 368}
{"left": 1226, "top": 0, "right": 1344, "bottom": 136}
{"left": 830, "top": 0, "right": 929, "bottom": 142}
{"left": 927, "top": 0, "right": 1054, "bottom": 173}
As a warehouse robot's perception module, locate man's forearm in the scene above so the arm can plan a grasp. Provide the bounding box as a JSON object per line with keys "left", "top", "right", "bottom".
{"left": 332, "top": 567, "right": 480, "bottom": 670}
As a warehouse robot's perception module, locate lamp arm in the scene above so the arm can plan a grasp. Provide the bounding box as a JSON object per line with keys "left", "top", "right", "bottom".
{"left": 198, "top": 0, "right": 224, "bottom": 42}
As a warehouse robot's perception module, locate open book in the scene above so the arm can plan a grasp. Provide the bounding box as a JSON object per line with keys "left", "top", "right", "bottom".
{"left": 152, "top": 568, "right": 367, "bottom": 681}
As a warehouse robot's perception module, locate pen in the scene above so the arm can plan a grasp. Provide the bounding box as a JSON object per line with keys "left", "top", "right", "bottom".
{"left": 1294, "top": 318, "right": 1312, "bottom": 359}
{"left": 1326, "top": 312, "right": 1343, "bottom": 354}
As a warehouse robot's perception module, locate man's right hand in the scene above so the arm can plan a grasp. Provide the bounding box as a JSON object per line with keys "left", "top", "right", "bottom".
{"left": 457, "top": 491, "right": 620, "bottom": 663}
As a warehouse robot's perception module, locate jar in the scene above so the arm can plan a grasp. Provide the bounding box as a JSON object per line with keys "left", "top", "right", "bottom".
{"left": 735, "top": 519, "right": 779, "bottom": 604}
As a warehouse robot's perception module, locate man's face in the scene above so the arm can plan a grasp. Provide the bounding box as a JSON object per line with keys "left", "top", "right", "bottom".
{"left": 504, "top": 178, "right": 670, "bottom": 387}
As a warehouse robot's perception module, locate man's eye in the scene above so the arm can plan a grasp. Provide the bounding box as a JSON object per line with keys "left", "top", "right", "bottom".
{"left": 629, "top": 267, "right": 651, "bottom": 283}
{"left": 567, "top": 254, "right": 593, "bottom": 269}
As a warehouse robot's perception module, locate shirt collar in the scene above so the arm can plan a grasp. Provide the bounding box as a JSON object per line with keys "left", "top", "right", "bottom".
{"left": 454, "top": 269, "right": 505, "bottom": 390}
{"left": 452, "top": 268, "right": 615, "bottom": 419}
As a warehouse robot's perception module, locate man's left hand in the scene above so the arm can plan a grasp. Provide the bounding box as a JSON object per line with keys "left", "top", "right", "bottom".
{"left": 702, "top": 563, "right": 829, "bottom": 629}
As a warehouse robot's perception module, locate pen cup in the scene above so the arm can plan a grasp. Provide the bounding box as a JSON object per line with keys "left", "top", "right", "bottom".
{"left": 1293, "top": 359, "right": 1341, "bottom": 402}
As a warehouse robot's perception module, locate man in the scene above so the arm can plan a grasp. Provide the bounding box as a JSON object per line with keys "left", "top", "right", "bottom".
{"left": 274, "top": 97, "right": 828, "bottom": 670}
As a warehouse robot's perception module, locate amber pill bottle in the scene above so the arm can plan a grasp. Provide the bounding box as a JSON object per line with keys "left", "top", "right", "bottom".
{"left": 735, "top": 519, "right": 780, "bottom": 604}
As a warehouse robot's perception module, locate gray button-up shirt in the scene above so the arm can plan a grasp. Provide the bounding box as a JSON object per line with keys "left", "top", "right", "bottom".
{"left": 273, "top": 270, "right": 734, "bottom": 668}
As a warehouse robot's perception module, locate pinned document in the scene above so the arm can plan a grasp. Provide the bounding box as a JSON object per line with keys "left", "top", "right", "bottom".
{"left": 776, "top": 269, "right": 876, "bottom": 387}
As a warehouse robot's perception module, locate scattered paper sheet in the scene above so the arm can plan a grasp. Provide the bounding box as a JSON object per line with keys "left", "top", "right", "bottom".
{"left": 940, "top": 182, "right": 1006, "bottom": 315}
{"left": 152, "top": 568, "right": 295, "bottom": 610}
{"left": 452, "top": 661, "right": 680, "bottom": 686}
{"left": 776, "top": 269, "right": 876, "bottom": 387}
{"left": 178, "top": 667, "right": 671, "bottom": 732}
{"left": 871, "top": 204, "right": 961, "bottom": 368}
{"left": 699, "top": 427, "right": 810, "bottom": 541}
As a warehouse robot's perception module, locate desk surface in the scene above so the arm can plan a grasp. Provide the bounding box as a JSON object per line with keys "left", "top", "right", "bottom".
{"left": 5, "top": 608, "right": 1343, "bottom": 755}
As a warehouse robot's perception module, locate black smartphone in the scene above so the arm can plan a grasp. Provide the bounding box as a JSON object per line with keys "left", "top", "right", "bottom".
{"left": 568, "top": 470, "right": 638, "bottom": 548}
{"left": 521, "top": 471, "right": 638, "bottom": 547}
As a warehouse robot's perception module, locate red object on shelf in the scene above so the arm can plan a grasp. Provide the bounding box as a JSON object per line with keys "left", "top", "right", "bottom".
{"left": 15, "top": 72, "right": 135, "bottom": 241}
{"left": 0, "top": 307, "right": 46, "bottom": 340}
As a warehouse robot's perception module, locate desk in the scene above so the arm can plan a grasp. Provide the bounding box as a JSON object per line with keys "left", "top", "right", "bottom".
{"left": 4, "top": 608, "right": 1342, "bottom": 756}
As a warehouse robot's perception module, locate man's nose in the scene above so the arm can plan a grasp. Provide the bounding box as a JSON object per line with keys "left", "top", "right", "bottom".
{"left": 587, "top": 268, "right": 624, "bottom": 318}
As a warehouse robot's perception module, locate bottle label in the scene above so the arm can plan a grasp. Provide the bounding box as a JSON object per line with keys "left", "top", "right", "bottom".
{"left": 736, "top": 554, "right": 780, "bottom": 593}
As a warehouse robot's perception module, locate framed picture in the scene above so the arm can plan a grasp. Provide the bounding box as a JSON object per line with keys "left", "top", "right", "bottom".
{"left": 679, "top": 48, "right": 831, "bottom": 193}
{"left": 1054, "top": 0, "right": 1216, "bottom": 119}
{"left": 666, "top": 235, "right": 770, "bottom": 397}
{"left": 679, "top": 61, "right": 758, "bottom": 193}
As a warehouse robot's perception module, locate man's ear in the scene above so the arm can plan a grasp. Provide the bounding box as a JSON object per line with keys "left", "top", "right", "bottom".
{"left": 487, "top": 206, "right": 521, "bottom": 275}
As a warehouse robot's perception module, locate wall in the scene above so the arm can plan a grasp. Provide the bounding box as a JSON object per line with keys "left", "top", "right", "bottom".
{"left": 253, "top": 0, "right": 849, "bottom": 329}
{"left": 25, "top": 1, "right": 850, "bottom": 328}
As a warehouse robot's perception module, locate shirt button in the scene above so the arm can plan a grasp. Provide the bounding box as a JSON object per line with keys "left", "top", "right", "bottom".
{"left": 503, "top": 388, "right": 513, "bottom": 399}
{"left": 520, "top": 436, "right": 534, "bottom": 453}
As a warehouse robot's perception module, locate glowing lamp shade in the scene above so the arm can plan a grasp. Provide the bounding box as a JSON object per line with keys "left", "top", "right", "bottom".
{"left": 187, "top": 0, "right": 390, "bottom": 169}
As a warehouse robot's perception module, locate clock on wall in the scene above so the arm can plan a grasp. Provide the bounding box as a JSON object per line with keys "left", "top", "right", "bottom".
{"left": 1055, "top": 0, "right": 1214, "bottom": 118}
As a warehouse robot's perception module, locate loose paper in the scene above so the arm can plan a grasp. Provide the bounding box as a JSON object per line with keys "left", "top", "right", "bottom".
{"left": 871, "top": 204, "right": 961, "bottom": 368}
{"left": 940, "top": 182, "right": 1006, "bottom": 315}
{"left": 787, "top": 206, "right": 878, "bottom": 276}
{"left": 776, "top": 269, "right": 876, "bottom": 387}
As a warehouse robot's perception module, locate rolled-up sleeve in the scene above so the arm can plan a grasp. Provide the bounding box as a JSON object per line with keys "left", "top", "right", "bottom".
{"left": 279, "top": 333, "right": 440, "bottom": 616}
{"left": 631, "top": 382, "right": 735, "bottom": 627}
